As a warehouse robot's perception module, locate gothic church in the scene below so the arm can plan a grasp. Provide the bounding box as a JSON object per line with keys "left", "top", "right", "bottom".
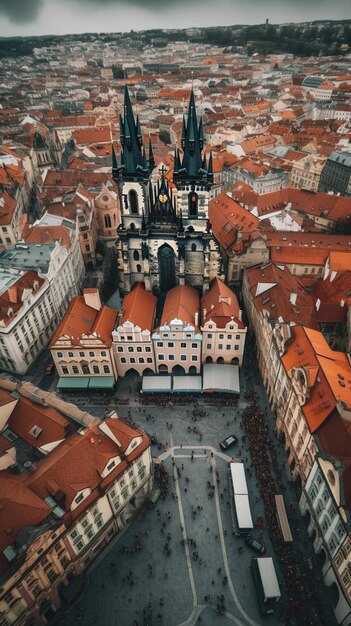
{"left": 113, "top": 87, "right": 222, "bottom": 295}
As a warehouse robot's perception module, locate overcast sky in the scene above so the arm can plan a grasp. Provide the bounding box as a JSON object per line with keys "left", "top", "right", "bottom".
{"left": 0, "top": 0, "right": 350, "bottom": 37}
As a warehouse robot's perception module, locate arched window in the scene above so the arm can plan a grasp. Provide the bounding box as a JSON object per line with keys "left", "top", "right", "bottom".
{"left": 129, "top": 190, "right": 138, "bottom": 214}
{"left": 188, "top": 191, "right": 198, "bottom": 217}
{"left": 133, "top": 250, "right": 140, "bottom": 261}
{"left": 130, "top": 223, "right": 135, "bottom": 231}
{"left": 191, "top": 243, "right": 197, "bottom": 252}
{"left": 104, "top": 214, "right": 111, "bottom": 228}
{"left": 136, "top": 264, "right": 142, "bottom": 273}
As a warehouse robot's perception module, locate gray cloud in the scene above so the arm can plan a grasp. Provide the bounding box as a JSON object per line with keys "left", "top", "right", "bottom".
{"left": 0, "top": 0, "right": 43, "bottom": 24}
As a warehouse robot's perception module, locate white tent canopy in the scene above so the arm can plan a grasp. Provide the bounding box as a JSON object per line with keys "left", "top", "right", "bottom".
{"left": 142, "top": 376, "right": 172, "bottom": 393}
{"left": 173, "top": 376, "right": 202, "bottom": 393}
{"left": 202, "top": 364, "right": 240, "bottom": 394}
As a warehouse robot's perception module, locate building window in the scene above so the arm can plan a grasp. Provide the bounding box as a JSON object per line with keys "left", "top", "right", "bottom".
{"left": 169, "top": 355, "right": 175, "bottom": 361}
{"left": 168, "top": 342, "right": 174, "bottom": 348}
{"left": 191, "top": 355, "right": 197, "bottom": 361}
{"left": 89, "top": 351, "right": 95, "bottom": 357}
{"left": 104, "top": 214, "right": 112, "bottom": 228}
{"left": 101, "top": 351, "right": 106, "bottom": 356}
{"left": 133, "top": 250, "right": 140, "bottom": 261}
{"left": 128, "top": 347, "right": 134, "bottom": 352}
{"left": 207, "top": 344, "right": 211, "bottom": 349}
{"left": 137, "top": 347, "right": 142, "bottom": 352}
{"left": 136, "top": 264, "right": 142, "bottom": 273}
{"left": 117, "top": 347, "right": 123, "bottom": 352}
{"left": 181, "top": 355, "right": 186, "bottom": 361}
{"left": 57, "top": 352, "right": 63, "bottom": 358}
{"left": 158, "top": 355, "right": 164, "bottom": 361}
{"left": 139, "top": 358, "right": 144, "bottom": 363}
{"left": 72, "top": 365, "right": 79, "bottom": 374}
{"left": 218, "top": 344, "right": 223, "bottom": 350}
{"left": 226, "top": 345, "right": 231, "bottom": 350}
{"left": 145, "top": 347, "right": 151, "bottom": 352}
{"left": 121, "top": 358, "right": 126, "bottom": 363}
{"left": 180, "top": 342, "right": 186, "bottom": 348}
{"left": 191, "top": 343, "right": 197, "bottom": 349}
{"left": 93, "top": 365, "right": 100, "bottom": 374}
{"left": 130, "top": 358, "right": 136, "bottom": 363}
{"left": 219, "top": 334, "right": 224, "bottom": 339}
{"left": 68, "top": 351, "right": 73, "bottom": 357}
{"left": 82, "top": 364, "right": 90, "bottom": 375}
{"left": 79, "top": 351, "right": 84, "bottom": 357}
{"left": 103, "top": 365, "right": 110, "bottom": 373}
{"left": 157, "top": 342, "right": 163, "bottom": 348}
{"left": 147, "top": 358, "right": 153, "bottom": 363}
{"left": 62, "top": 366, "right": 69, "bottom": 374}
{"left": 129, "top": 190, "right": 138, "bottom": 214}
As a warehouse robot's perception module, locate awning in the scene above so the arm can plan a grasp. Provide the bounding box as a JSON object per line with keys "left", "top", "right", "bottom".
{"left": 172, "top": 376, "right": 202, "bottom": 393}
{"left": 202, "top": 364, "right": 240, "bottom": 394}
{"left": 88, "top": 376, "right": 115, "bottom": 389}
{"left": 57, "top": 377, "right": 89, "bottom": 390}
{"left": 142, "top": 376, "right": 172, "bottom": 393}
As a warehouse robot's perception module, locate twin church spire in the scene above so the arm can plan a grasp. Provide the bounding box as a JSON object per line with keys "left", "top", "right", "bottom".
{"left": 112, "top": 86, "right": 213, "bottom": 184}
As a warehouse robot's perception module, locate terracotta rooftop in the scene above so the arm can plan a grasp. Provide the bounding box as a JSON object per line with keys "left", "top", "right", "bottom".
{"left": 119, "top": 283, "right": 157, "bottom": 332}
{"left": 201, "top": 277, "right": 244, "bottom": 329}
{"left": 50, "top": 296, "right": 118, "bottom": 347}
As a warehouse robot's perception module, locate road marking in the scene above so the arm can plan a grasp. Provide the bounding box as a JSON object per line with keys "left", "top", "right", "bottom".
{"left": 212, "top": 456, "right": 262, "bottom": 626}
{"left": 172, "top": 450, "right": 199, "bottom": 626}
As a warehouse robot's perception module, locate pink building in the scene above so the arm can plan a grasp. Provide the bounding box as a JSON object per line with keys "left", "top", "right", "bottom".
{"left": 152, "top": 285, "right": 201, "bottom": 375}
{"left": 112, "top": 283, "right": 157, "bottom": 377}
{"left": 201, "top": 277, "right": 246, "bottom": 366}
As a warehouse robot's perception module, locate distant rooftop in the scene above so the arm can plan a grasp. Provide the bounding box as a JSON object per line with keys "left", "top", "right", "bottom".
{"left": 0, "top": 243, "right": 54, "bottom": 274}
{"left": 0, "top": 270, "right": 21, "bottom": 298}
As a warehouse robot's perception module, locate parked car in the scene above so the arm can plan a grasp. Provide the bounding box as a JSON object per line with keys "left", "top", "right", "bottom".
{"left": 45, "top": 363, "right": 54, "bottom": 376}
{"left": 246, "top": 535, "right": 266, "bottom": 554}
{"left": 219, "top": 434, "right": 238, "bottom": 451}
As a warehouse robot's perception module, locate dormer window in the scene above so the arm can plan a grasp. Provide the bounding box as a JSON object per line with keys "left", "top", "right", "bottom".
{"left": 29, "top": 425, "right": 43, "bottom": 438}
{"left": 107, "top": 460, "right": 115, "bottom": 472}
{"left": 75, "top": 493, "right": 85, "bottom": 505}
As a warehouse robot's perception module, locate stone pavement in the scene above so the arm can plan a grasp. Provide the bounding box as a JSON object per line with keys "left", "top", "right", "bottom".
{"left": 50, "top": 359, "right": 337, "bottom": 626}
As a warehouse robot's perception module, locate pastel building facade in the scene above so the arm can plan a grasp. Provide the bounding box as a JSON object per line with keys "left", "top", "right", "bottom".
{"left": 112, "top": 283, "right": 157, "bottom": 377}
{"left": 201, "top": 277, "right": 246, "bottom": 366}
{"left": 152, "top": 285, "right": 202, "bottom": 375}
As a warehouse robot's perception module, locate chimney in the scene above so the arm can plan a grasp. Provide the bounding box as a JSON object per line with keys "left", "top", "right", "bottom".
{"left": 194, "top": 311, "right": 199, "bottom": 326}
{"left": 7, "top": 287, "right": 18, "bottom": 304}
{"left": 83, "top": 288, "right": 102, "bottom": 311}
{"left": 203, "top": 307, "right": 207, "bottom": 321}
{"left": 239, "top": 310, "right": 242, "bottom": 321}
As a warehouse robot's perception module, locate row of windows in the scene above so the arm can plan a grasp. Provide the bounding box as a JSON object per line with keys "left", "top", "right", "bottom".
{"left": 117, "top": 346, "right": 151, "bottom": 353}
{"left": 158, "top": 354, "right": 197, "bottom": 362}
{"left": 120, "top": 357, "right": 153, "bottom": 365}
{"left": 61, "top": 365, "right": 110, "bottom": 375}
{"left": 206, "top": 344, "right": 240, "bottom": 351}
{"left": 57, "top": 350, "right": 107, "bottom": 358}
{"left": 156, "top": 341, "right": 198, "bottom": 349}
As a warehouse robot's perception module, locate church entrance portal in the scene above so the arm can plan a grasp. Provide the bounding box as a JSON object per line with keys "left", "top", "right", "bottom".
{"left": 158, "top": 245, "right": 176, "bottom": 293}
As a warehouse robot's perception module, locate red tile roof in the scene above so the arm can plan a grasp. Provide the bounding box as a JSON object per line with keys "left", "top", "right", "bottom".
{"left": 120, "top": 283, "right": 157, "bottom": 331}
{"left": 201, "top": 277, "right": 244, "bottom": 328}
{"left": 209, "top": 192, "right": 259, "bottom": 253}
{"left": 50, "top": 296, "right": 117, "bottom": 347}
{"left": 160, "top": 285, "right": 200, "bottom": 330}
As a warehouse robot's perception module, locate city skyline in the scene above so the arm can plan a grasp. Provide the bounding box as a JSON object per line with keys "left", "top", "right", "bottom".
{"left": 0, "top": 0, "right": 350, "bottom": 37}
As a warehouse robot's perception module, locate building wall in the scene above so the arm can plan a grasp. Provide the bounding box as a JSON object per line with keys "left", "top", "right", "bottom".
{"left": 112, "top": 321, "right": 155, "bottom": 377}
{"left": 201, "top": 319, "right": 246, "bottom": 366}
{"left": 152, "top": 320, "right": 202, "bottom": 374}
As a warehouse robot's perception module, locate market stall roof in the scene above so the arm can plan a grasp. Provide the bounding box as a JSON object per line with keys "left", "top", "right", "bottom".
{"left": 142, "top": 376, "right": 172, "bottom": 393}
{"left": 202, "top": 364, "right": 240, "bottom": 394}
{"left": 88, "top": 376, "right": 115, "bottom": 389}
{"left": 172, "top": 376, "right": 202, "bottom": 393}
{"left": 57, "top": 377, "right": 89, "bottom": 390}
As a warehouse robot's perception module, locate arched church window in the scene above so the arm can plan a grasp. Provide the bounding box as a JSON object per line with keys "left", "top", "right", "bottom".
{"left": 188, "top": 192, "right": 198, "bottom": 217}
{"left": 130, "top": 223, "right": 135, "bottom": 231}
{"left": 104, "top": 214, "right": 111, "bottom": 228}
{"left": 133, "top": 250, "right": 140, "bottom": 261}
{"left": 136, "top": 264, "right": 142, "bottom": 273}
{"left": 129, "top": 190, "right": 138, "bottom": 214}
{"left": 191, "top": 243, "right": 197, "bottom": 252}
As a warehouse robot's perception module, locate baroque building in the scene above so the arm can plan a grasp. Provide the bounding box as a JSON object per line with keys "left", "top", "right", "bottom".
{"left": 114, "top": 87, "right": 222, "bottom": 296}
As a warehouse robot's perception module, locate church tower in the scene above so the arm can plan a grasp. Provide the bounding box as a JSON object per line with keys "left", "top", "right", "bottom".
{"left": 114, "top": 87, "right": 222, "bottom": 296}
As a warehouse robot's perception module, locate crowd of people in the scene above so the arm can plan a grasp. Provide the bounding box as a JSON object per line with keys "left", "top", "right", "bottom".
{"left": 243, "top": 404, "right": 326, "bottom": 625}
